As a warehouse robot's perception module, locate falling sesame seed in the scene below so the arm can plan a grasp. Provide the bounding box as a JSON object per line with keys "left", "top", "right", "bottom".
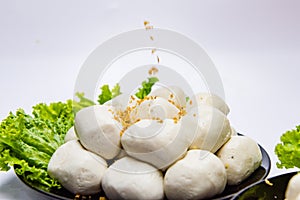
{"left": 189, "top": 100, "right": 193, "bottom": 105}
{"left": 157, "top": 56, "right": 160, "bottom": 63}
{"left": 150, "top": 36, "right": 154, "bottom": 40}
{"left": 148, "top": 66, "right": 158, "bottom": 75}
{"left": 144, "top": 21, "right": 150, "bottom": 26}
{"left": 151, "top": 49, "right": 156, "bottom": 54}
{"left": 145, "top": 25, "right": 154, "bottom": 30}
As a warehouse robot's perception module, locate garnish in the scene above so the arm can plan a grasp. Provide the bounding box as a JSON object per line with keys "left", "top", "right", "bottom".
{"left": 148, "top": 67, "right": 158, "bottom": 76}
{"left": 98, "top": 83, "right": 121, "bottom": 105}
{"left": 143, "top": 20, "right": 153, "bottom": 30}
{"left": 135, "top": 77, "right": 159, "bottom": 99}
{"left": 157, "top": 55, "right": 160, "bottom": 63}
{"left": 0, "top": 100, "right": 74, "bottom": 191}
{"left": 185, "top": 96, "right": 190, "bottom": 102}
{"left": 275, "top": 125, "right": 300, "bottom": 169}
{"left": 73, "top": 92, "right": 96, "bottom": 114}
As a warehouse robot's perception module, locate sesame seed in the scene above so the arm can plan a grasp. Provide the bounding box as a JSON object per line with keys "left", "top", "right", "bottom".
{"left": 145, "top": 25, "right": 153, "bottom": 30}
{"left": 265, "top": 179, "right": 273, "bottom": 186}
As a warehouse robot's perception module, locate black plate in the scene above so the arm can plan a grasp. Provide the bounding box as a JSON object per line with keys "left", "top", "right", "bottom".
{"left": 231, "top": 171, "right": 298, "bottom": 200}
{"left": 15, "top": 137, "right": 271, "bottom": 200}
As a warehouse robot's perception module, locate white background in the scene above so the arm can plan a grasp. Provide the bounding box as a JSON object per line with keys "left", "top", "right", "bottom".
{"left": 0, "top": 0, "right": 300, "bottom": 199}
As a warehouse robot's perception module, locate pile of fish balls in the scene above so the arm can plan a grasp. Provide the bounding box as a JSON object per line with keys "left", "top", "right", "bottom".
{"left": 48, "top": 86, "right": 262, "bottom": 199}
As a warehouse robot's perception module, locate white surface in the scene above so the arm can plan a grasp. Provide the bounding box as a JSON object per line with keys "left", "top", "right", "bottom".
{"left": 1, "top": 0, "right": 300, "bottom": 199}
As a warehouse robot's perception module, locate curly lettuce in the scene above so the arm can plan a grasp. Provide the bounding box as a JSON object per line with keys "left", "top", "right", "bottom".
{"left": 0, "top": 100, "right": 74, "bottom": 191}
{"left": 135, "top": 77, "right": 159, "bottom": 99}
{"left": 275, "top": 125, "right": 300, "bottom": 169}
{"left": 72, "top": 92, "right": 96, "bottom": 114}
{"left": 98, "top": 83, "right": 121, "bottom": 105}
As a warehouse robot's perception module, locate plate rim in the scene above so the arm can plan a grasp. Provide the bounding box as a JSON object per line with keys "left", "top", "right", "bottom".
{"left": 231, "top": 171, "right": 298, "bottom": 199}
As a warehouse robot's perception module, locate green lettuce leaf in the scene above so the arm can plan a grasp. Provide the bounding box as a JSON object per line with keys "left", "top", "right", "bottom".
{"left": 98, "top": 85, "right": 112, "bottom": 105}
{"left": 98, "top": 83, "right": 121, "bottom": 105}
{"left": 0, "top": 100, "right": 74, "bottom": 191}
{"left": 135, "top": 77, "right": 159, "bottom": 99}
{"left": 72, "top": 92, "right": 96, "bottom": 114}
{"left": 111, "top": 83, "right": 121, "bottom": 98}
{"left": 275, "top": 125, "right": 300, "bottom": 169}
{"left": 185, "top": 96, "right": 190, "bottom": 102}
